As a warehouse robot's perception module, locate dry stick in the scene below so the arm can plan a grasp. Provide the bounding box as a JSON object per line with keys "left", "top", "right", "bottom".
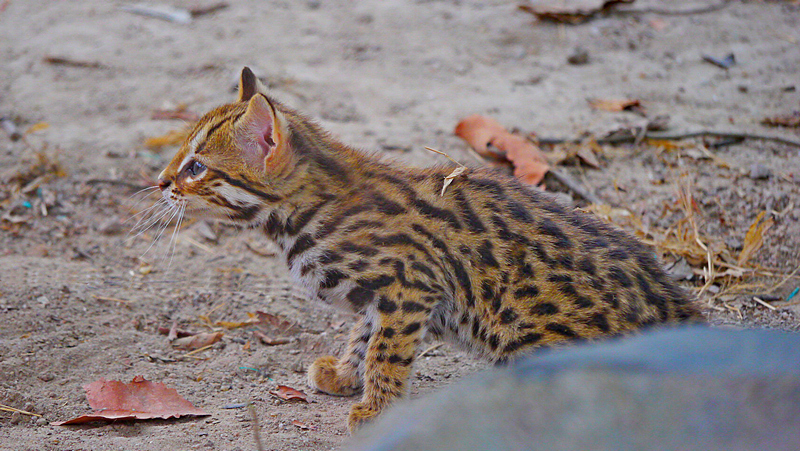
{"left": 766, "top": 263, "right": 800, "bottom": 295}
{"left": 418, "top": 343, "right": 445, "bottom": 359}
{"left": 546, "top": 169, "right": 604, "bottom": 205}
{"left": 249, "top": 403, "right": 265, "bottom": 451}
{"left": 539, "top": 131, "right": 800, "bottom": 148}
{"left": 92, "top": 294, "right": 132, "bottom": 304}
{"left": 181, "top": 344, "right": 215, "bottom": 358}
{"left": 0, "top": 404, "right": 42, "bottom": 417}
{"left": 614, "top": 0, "right": 733, "bottom": 16}
{"left": 752, "top": 297, "right": 777, "bottom": 311}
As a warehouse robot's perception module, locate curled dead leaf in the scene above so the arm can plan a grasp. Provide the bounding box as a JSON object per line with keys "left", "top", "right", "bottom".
{"left": 455, "top": 114, "right": 549, "bottom": 185}
{"left": 52, "top": 376, "right": 208, "bottom": 425}
{"left": 588, "top": 98, "right": 644, "bottom": 114}
{"left": 253, "top": 330, "right": 290, "bottom": 346}
{"left": 270, "top": 385, "right": 308, "bottom": 403}
{"left": 172, "top": 331, "right": 223, "bottom": 350}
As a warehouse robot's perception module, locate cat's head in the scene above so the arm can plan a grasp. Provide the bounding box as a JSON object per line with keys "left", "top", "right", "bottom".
{"left": 157, "top": 67, "right": 295, "bottom": 224}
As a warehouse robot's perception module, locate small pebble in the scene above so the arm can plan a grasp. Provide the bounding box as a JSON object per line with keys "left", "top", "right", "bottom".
{"left": 749, "top": 164, "right": 772, "bottom": 180}
{"left": 725, "top": 237, "right": 743, "bottom": 251}
{"left": 567, "top": 47, "right": 590, "bottom": 65}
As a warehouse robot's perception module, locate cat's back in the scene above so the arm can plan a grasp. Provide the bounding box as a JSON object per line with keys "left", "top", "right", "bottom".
{"left": 349, "top": 163, "right": 702, "bottom": 357}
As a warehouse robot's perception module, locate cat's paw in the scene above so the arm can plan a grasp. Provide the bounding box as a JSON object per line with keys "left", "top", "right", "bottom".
{"left": 348, "top": 402, "right": 380, "bottom": 433}
{"left": 307, "top": 355, "right": 360, "bottom": 396}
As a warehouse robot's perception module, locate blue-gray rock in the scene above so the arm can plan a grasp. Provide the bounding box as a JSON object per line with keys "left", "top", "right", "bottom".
{"left": 349, "top": 326, "right": 800, "bottom": 451}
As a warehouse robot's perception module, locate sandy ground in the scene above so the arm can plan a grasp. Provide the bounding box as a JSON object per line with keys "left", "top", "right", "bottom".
{"left": 1, "top": 1, "right": 799, "bottom": 450}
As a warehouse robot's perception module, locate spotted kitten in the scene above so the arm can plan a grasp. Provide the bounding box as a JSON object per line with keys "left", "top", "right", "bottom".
{"left": 157, "top": 67, "right": 702, "bottom": 431}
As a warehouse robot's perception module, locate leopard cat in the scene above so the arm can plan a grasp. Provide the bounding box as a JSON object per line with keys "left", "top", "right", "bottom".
{"left": 156, "top": 67, "right": 703, "bottom": 431}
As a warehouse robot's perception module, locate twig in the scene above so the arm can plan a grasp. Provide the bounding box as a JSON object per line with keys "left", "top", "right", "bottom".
{"left": 0, "top": 404, "right": 42, "bottom": 417}
{"left": 249, "top": 403, "right": 265, "bottom": 451}
{"left": 92, "top": 294, "right": 132, "bottom": 304}
{"left": 182, "top": 235, "right": 213, "bottom": 253}
{"left": 539, "top": 130, "right": 800, "bottom": 148}
{"left": 752, "top": 297, "right": 777, "bottom": 311}
{"left": 766, "top": 263, "right": 800, "bottom": 295}
{"left": 181, "top": 344, "right": 215, "bottom": 358}
{"left": 546, "top": 169, "right": 604, "bottom": 205}
{"left": 614, "top": 1, "right": 733, "bottom": 16}
{"left": 189, "top": 2, "right": 228, "bottom": 17}
{"left": 44, "top": 55, "right": 105, "bottom": 69}
{"left": 418, "top": 343, "right": 445, "bottom": 358}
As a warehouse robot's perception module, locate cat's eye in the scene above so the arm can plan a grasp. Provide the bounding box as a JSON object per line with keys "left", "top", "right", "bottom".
{"left": 186, "top": 160, "right": 206, "bottom": 176}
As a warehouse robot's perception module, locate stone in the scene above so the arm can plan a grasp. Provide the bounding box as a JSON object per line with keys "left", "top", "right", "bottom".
{"left": 350, "top": 327, "right": 800, "bottom": 451}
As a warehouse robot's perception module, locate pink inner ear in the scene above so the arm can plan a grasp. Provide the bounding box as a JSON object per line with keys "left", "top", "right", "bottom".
{"left": 240, "top": 100, "right": 278, "bottom": 170}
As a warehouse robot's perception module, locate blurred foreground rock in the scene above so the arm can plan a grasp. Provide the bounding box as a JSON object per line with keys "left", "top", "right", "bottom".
{"left": 350, "top": 327, "right": 800, "bottom": 451}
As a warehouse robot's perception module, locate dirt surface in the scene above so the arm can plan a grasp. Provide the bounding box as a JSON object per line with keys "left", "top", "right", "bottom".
{"left": 1, "top": 1, "right": 799, "bottom": 450}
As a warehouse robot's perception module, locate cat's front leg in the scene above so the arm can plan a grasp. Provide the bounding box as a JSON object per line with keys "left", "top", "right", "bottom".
{"left": 307, "top": 314, "right": 373, "bottom": 397}
{"left": 347, "top": 294, "right": 429, "bottom": 432}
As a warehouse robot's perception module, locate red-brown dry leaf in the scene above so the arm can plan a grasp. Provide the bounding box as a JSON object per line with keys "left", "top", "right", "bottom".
{"left": 171, "top": 331, "right": 223, "bottom": 350}
{"left": 455, "top": 114, "right": 549, "bottom": 185}
{"left": 518, "top": 0, "right": 635, "bottom": 24}
{"left": 254, "top": 311, "right": 300, "bottom": 335}
{"left": 52, "top": 376, "right": 208, "bottom": 425}
{"left": 270, "top": 385, "right": 308, "bottom": 403}
{"left": 588, "top": 98, "right": 643, "bottom": 113}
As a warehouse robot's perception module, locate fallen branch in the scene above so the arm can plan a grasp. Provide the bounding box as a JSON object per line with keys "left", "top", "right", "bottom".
{"left": 539, "top": 130, "right": 800, "bottom": 148}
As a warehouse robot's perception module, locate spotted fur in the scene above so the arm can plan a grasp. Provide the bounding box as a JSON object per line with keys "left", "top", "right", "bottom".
{"left": 157, "top": 68, "right": 703, "bottom": 431}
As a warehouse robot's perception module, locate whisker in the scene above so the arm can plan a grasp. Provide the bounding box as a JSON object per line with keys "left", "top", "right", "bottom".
{"left": 124, "top": 185, "right": 159, "bottom": 204}
{"left": 127, "top": 201, "right": 174, "bottom": 242}
{"left": 140, "top": 203, "right": 180, "bottom": 258}
{"left": 166, "top": 202, "right": 187, "bottom": 270}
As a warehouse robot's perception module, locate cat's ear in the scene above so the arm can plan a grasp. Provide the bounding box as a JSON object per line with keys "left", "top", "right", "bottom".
{"left": 235, "top": 94, "right": 287, "bottom": 171}
{"left": 237, "top": 67, "right": 268, "bottom": 102}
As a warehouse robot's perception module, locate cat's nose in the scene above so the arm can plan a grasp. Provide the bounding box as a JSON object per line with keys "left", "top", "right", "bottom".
{"left": 158, "top": 178, "right": 172, "bottom": 190}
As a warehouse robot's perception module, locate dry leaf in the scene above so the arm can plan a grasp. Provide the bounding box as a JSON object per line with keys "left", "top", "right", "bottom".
{"left": 25, "top": 122, "right": 50, "bottom": 134}
{"left": 214, "top": 318, "right": 258, "bottom": 329}
{"left": 253, "top": 311, "right": 300, "bottom": 335}
{"left": 253, "top": 330, "right": 291, "bottom": 346}
{"left": 738, "top": 211, "right": 773, "bottom": 266}
{"left": 144, "top": 128, "right": 189, "bottom": 150}
{"left": 455, "top": 114, "right": 549, "bottom": 185}
{"left": 588, "top": 98, "right": 644, "bottom": 113}
{"left": 519, "top": 0, "right": 635, "bottom": 24}
{"left": 171, "top": 331, "right": 223, "bottom": 350}
{"left": 441, "top": 165, "right": 467, "bottom": 196}
{"left": 575, "top": 145, "right": 601, "bottom": 168}
{"left": 761, "top": 112, "right": 800, "bottom": 128}
{"left": 270, "top": 385, "right": 308, "bottom": 403}
{"left": 151, "top": 105, "right": 200, "bottom": 122}
{"left": 52, "top": 376, "right": 208, "bottom": 425}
